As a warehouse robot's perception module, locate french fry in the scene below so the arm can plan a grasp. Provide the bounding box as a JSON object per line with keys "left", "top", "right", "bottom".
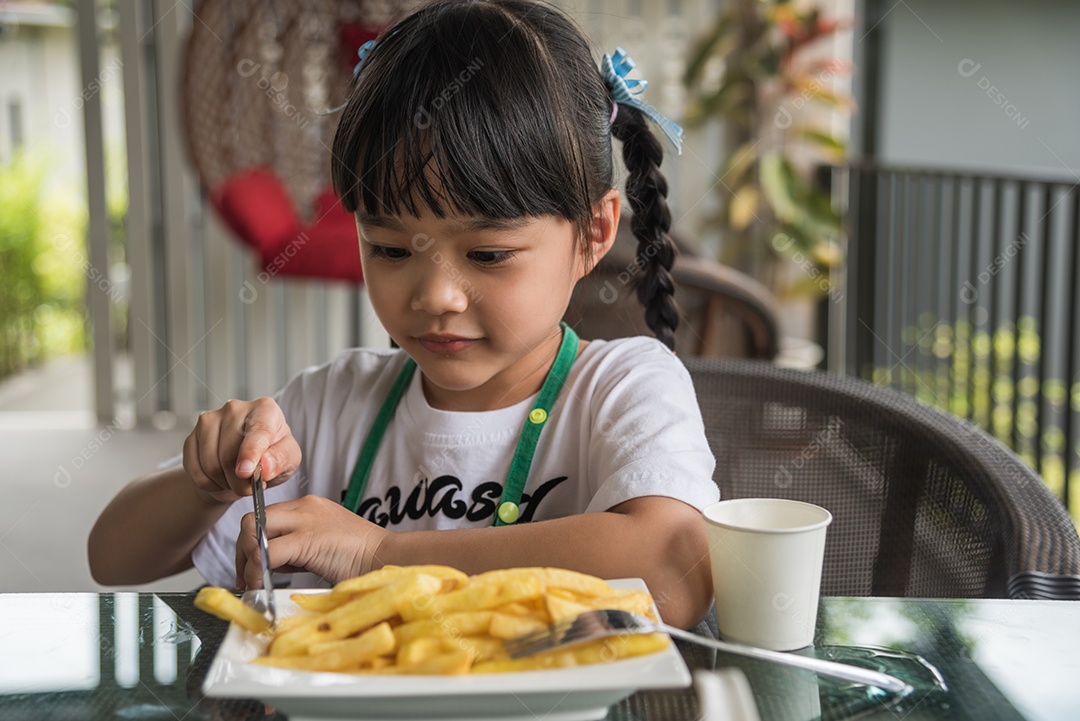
{"left": 270, "top": 573, "right": 442, "bottom": 657}
{"left": 307, "top": 622, "right": 396, "bottom": 657}
{"left": 393, "top": 633, "right": 509, "bottom": 663}
{"left": 492, "top": 601, "right": 541, "bottom": 617}
{"left": 535, "top": 568, "right": 614, "bottom": 597}
{"left": 396, "top": 636, "right": 457, "bottom": 666}
{"left": 565, "top": 632, "right": 669, "bottom": 664}
{"left": 194, "top": 587, "right": 271, "bottom": 634}
{"left": 361, "top": 656, "right": 394, "bottom": 670}
{"left": 196, "top": 565, "right": 670, "bottom": 676}
{"left": 291, "top": 591, "right": 354, "bottom": 614}
{"left": 400, "top": 576, "right": 543, "bottom": 622}
{"left": 545, "top": 587, "right": 579, "bottom": 602}
{"left": 253, "top": 622, "right": 396, "bottom": 672}
{"left": 393, "top": 611, "right": 494, "bottom": 646}
{"left": 457, "top": 635, "right": 508, "bottom": 663}
{"left": 289, "top": 565, "right": 468, "bottom": 616}
{"left": 472, "top": 633, "right": 669, "bottom": 674}
{"left": 470, "top": 650, "right": 578, "bottom": 673}
{"left": 468, "top": 567, "right": 612, "bottom": 597}
{"left": 273, "top": 612, "right": 318, "bottom": 634}
{"left": 488, "top": 611, "right": 548, "bottom": 640}
{"left": 544, "top": 593, "right": 593, "bottom": 623}
{"left": 589, "top": 590, "right": 658, "bottom": 621}
{"left": 263, "top": 614, "right": 325, "bottom": 654}
{"left": 330, "top": 565, "right": 468, "bottom": 597}
{"left": 381, "top": 649, "right": 474, "bottom": 675}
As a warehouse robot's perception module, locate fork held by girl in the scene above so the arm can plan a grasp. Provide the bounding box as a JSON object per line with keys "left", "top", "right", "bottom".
{"left": 88, "top": 0, "right": 718, "bottom": 630}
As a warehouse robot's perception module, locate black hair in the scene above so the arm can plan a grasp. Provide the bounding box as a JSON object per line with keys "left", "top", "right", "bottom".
{"left": 330, "top": 0, "right": 679, "bottom": 349}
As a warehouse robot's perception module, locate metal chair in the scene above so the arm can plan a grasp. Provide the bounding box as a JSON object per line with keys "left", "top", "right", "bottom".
{"left": 683, "top": 357, "right": 1080, "bottom": 600}
{"left": 566, "top": 219, "right": 779, "bottom": 359}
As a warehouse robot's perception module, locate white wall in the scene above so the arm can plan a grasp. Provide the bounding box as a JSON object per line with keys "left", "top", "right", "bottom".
{"left": 0, "top": 15, "right": 125, "bottom": 194}
{"left": 1, "top": 23, "right": 83, "bottom": 175}
{"left": 876, "top": 0, "right": 1080, "bottom": 175}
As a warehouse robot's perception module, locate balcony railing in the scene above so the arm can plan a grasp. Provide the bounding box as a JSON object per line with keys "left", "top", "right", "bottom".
{"left": 838, "top": 162, "right": 1080, "bottom": 518}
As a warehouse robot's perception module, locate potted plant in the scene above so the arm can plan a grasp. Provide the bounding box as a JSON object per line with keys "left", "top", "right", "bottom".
{"left": 684, "top": 0, "right": 852, "bottom": 324}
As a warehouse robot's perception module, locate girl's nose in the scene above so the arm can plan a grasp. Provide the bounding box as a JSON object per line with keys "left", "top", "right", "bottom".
{"left": 410, "top": 260, "right": 470, "bottom": 315}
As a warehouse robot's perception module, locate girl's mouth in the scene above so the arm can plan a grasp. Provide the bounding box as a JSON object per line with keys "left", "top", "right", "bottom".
{"left": 416, "top": 335, "right": 478, "bottom": 354}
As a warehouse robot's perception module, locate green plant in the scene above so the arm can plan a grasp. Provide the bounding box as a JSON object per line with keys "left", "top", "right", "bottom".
{"left": 34, "top": 189, "right": 89, "bottom": 359}
{"left": 878, "top": 316, "right": 1080, "bottom": 525}
{"left": 0, "top": 153, "right": 47, "bottom": 377}
{"left": 0, "top": 151, "right": 88, "bottom": 381}
{"left": 684, "top": 0, "right": 851, "bottom": 298}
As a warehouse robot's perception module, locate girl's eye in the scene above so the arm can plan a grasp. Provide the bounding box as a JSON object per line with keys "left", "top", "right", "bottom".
{"left": 368, "top": 244, "right": 409, "bottom": 261}
{"left": 468, "top": 250, "right": 515, "bottom": 266}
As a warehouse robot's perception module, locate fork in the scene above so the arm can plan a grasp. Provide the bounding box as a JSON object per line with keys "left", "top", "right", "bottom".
{"left": 504, "top": 609, "right": 913, "bottom": 697}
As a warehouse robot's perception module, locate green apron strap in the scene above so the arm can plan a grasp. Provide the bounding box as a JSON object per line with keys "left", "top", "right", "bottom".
{"left": 343, "top": 357, "right": 417, "bottom": 514}
{"left": 494, "top": 323, "right": 579, "bottom": 525}
{"left": 343, "top": 322, "right": 580, "bottom": 524}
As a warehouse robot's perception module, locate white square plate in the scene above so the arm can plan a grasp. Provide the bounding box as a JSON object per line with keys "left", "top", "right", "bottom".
{"left": 202, "top": 578, "right": 691, "bottom": 721}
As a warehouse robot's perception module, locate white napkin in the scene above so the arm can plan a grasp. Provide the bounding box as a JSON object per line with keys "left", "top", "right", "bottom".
{"left": 694, "top": 669, "right": 762, "bottom": 721}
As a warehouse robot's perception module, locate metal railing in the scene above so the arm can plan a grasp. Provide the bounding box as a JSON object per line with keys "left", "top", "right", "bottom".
{"left": 839, "top": 162, "right": 1080, "bottom": 515}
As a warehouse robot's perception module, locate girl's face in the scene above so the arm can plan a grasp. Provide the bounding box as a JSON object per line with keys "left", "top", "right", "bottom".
{"left": 357, "top": 191, "right": 618, "bottom": 412}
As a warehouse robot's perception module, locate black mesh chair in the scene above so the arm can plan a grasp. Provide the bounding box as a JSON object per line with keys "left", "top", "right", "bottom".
{"left": 684, "top": 358, "right": 1080, "bottom": 600}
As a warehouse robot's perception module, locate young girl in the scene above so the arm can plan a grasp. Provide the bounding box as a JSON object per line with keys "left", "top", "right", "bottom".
{"left": 89, "top": 0, "right": 718, "bottom": 629}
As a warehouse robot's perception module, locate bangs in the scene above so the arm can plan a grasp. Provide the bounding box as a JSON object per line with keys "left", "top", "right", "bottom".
{"left": 331, "top": 0, "right": 610, "bottom": 229}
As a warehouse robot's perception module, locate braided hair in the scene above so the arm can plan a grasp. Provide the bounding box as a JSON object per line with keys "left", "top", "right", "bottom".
{"left": 330, "top": 0, "right": 679, "bottom": 349}
{"left": 611, "top": 105, "right": 679, "bottom": 350}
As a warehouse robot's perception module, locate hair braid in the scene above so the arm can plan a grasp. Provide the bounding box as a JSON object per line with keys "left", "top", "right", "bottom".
{"left": 610, "top": 104, "right": 680, "bottom": 351}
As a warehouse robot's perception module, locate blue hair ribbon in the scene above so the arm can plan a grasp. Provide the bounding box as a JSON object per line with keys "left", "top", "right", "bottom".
{"left": 601, "top": 47, "right": 683, "bottom": 155}
{"left": 353, "top": 40, "right": 377, "bottom": 77}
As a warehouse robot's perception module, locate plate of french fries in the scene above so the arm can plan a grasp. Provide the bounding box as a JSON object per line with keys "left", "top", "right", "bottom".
{"left": 198, "top": 565, "right": 690, "bottom": 720}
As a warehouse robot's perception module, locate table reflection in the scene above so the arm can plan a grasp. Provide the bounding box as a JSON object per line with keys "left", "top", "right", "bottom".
{"left": 820, "top": 598, "right": 1080, "bottom": 720}
{"left": 0, "top": 594, "right": 227, "bottom": 720}
{"left": 0, "top": 594, "right": 1076, "bottom": 720}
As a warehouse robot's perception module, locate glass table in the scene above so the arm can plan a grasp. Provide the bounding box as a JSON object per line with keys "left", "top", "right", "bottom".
{"left": 0, "top": 593, "right": 1077, "bottom": 720}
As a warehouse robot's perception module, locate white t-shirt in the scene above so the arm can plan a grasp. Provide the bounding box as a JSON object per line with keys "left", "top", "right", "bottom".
{"left": 192, "top": 336, "right": 719, "bottom": 587}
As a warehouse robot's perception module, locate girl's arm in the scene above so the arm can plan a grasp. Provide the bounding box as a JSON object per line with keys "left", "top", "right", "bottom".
{"left": 89, "top": 397, "right": 302, "bottom": 586}
{"left": 236, "top": 494, "right": 713, "bottom": 629}
{"left": 87, "top": 466, "right": 230, "bottom": 585}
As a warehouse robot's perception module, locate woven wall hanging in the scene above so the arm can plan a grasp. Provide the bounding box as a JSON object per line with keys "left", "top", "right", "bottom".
{"left": 182, "top": 0, "right": 421, "bottom": 282}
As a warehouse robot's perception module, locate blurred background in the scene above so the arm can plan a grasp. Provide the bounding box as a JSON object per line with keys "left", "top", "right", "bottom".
{"left": 0, "top": 0, "right": 1077, "bottom": 593}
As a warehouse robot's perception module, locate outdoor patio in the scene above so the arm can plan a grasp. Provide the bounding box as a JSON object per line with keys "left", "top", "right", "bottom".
{"left": 0, "top": 355, "right": 199, "bottom": 592}
{"left": 1, "top": 0, "right": 1077, "bottom": 584}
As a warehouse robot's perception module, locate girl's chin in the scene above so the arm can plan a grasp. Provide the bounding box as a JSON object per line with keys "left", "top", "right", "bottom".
{"left": 419, "top": 369, "right": 490, "bottom": 397}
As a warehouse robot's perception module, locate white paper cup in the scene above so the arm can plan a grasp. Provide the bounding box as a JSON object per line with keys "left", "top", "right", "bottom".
{"left": 703, "top": 498, "right": 832, "bottom": 651}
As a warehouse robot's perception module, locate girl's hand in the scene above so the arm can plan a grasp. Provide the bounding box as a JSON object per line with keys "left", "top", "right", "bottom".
{"left": 235, "top": 495, "right": 389, "bottom": 589}
{"left": 182, "top": 397, "right": 302, "bottom": 504}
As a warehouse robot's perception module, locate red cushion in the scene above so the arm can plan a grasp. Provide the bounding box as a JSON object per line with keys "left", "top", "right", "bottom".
{"left": 210, "top": 168, "right": 302, "bottom": 255}
{"left": 211, "top": 170, "right": 362, "bottom": 283}
{"left": 264, "top": 194, "right": 362, "bottom": 282}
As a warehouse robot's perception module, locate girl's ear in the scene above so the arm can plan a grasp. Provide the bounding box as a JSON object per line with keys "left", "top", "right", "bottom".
{"left": 577, "top": 188, "right": 621, "bottom": 280}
